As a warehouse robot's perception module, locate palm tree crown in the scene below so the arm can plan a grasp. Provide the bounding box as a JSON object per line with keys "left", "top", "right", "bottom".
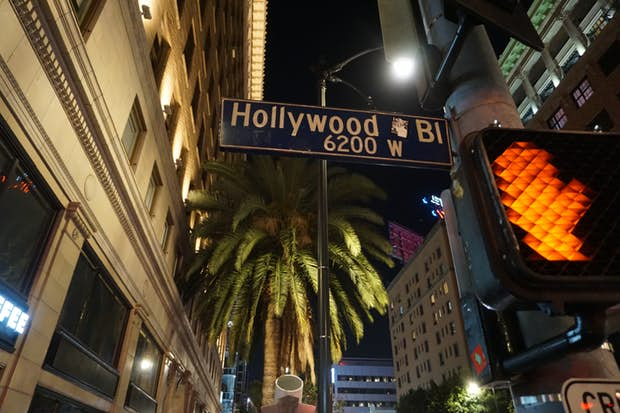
{"left": 179, "top": 155, "right": 393, "bottom": 405}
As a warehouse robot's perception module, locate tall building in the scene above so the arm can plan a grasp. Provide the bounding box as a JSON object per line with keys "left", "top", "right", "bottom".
{"left": 499, "top": 0, "right": 619, "bottom": 131}
{"left": 387, "top": 221, "right": 469, "bottom": 399}
{"left": 0, "top": 0, "right": 266, "bottom": 411}
{"left": 332, "top": 358, "right": 397, "bottom": 413}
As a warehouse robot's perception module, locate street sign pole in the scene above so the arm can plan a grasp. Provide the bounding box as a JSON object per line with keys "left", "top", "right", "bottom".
{"left": 317, "top": 77, "right": 331, "bottom": 413}
{"left": 416, "top": 0, "right": 620, "bottom": 411}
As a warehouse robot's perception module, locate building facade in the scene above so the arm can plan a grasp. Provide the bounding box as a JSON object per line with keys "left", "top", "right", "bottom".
{"left": 0, "top": 0, "right": 265, "bottom": 411}
{"left": 499, "top": 0, "right": 619, "bottom": 131}
{"left": 387, "top": 221, "right": 469, "bottom": 399}
{"left": 332, "top": 358, "right": 396, "bottom": 413}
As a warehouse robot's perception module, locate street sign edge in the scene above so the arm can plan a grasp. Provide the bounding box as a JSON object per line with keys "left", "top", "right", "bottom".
{"left": 561, "top": 378, "right": 620, "bottom": 413}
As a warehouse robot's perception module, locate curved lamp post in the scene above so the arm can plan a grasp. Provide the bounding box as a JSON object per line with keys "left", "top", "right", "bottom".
{"left": 315, "top": 46, "right": 412, "bottom": 413}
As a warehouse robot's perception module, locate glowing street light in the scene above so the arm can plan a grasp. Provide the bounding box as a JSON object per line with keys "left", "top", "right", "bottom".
{"left": 391, "top": 57, "right": 415, "bottom": 80}
{"left": 467, "top": 381, "right": 482, "bottom": 397}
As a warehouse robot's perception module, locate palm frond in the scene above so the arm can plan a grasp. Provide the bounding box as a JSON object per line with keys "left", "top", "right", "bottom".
{"left": 232, "top": 195, "right": 267, "bottom": 231}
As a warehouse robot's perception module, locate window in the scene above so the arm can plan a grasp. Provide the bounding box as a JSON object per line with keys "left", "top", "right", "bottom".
{"left": 184, "top": 26, "right": 196, "bottom": 77}
{"left": 572, "top": 78, "right": 594, "bottom": 108}
{"left": 172, "top": 248, "right": 183, "bottom": 279}
{"left": 126, "top": 329, "right": 162, "bottom": 413}
{"left": 587, "top": 109, "right": 614, "bottom": 132}
{"left": 145, "top": 165, "right": 162, "bottom": 213}
{"left": 0, "top": 124, "right": 57, "bottom": 297}
{"left": 46, "top": 247, "right": 128, "bottom": 397}
{"left": 161, "top": 212, "right": 173, "bottom": 250}
{"left": 149, "top": 33, "right": 171, "bottom": 87}
{"left": 177, "top": 0, "right": 185, "bottom": 16}
{"left": 29, "top": 386, "right": 105, "bottom": 413}
{"left": 547, "top": 107, "right": 567, "bottom": 130}
{"left": 121, "top": 98, "right": 146, "bottom": 163}
{"left": 598, "top": 40, "right": 620, "bottom": 76}
{"left": 191, "top": 84, "right": 201, "bottom": 122}
{"left": 69, "top": 0, "right": 105, "bottom": 38}
{"left": 453, "top": 343, "right": 460, "bottom": 357}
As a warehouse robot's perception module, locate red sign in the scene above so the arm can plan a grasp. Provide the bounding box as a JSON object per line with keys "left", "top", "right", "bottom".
{"left": 388, "top": 221, "right": 424, "bottom": 262}
{"left": 470, "top": 344, "right": 488, "bottom": 375}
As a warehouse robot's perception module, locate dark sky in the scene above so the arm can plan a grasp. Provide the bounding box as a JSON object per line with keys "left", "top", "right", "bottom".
{"left": 263, "top": 0, "right": 451, "bottom": 360}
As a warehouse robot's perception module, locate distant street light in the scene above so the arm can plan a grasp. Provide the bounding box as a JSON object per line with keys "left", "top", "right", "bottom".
{"left": 316, "top": 46, "right": 414, "bottom": 413}
{"left": 467, "top": 381, "right": 482, "bottom": 397}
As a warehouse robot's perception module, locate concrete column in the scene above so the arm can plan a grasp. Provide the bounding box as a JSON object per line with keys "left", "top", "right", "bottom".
{"left": 560, "top": 11, "right": 589, "bottom": 55}
{"left": 518, "top": 71, "right": 542, "bottom": 112}
{"left": 0, "top": 204, "right": 87, "bottom": 412}
{"left": 110, "top": 308, "right": 143, "bottom": 412}
{"left": 540, "top": 48, "right": 564, "bottom": 86}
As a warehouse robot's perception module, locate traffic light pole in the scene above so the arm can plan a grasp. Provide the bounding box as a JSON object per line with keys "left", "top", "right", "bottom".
{"left": 416, "top": 1, "right": 620, "bottom": 411}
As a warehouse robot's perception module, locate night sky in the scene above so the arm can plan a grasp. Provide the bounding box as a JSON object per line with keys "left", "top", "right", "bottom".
{"left": 262, "top": 0, "right": 451, "bottom": 360}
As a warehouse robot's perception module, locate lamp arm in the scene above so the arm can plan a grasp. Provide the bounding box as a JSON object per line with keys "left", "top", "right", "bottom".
{"left": 322, "top": 46, "right": 383, "bottom": 77}
{"left": 327, "top": 76, "right": 374, "bottom": 109}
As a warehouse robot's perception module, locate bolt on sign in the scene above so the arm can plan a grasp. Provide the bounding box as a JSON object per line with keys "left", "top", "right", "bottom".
{"left": 454, "top": 128, "right": 620, "bottom": 313}
{"left": 220, "top": 98, "right": 452, "bottom": 169}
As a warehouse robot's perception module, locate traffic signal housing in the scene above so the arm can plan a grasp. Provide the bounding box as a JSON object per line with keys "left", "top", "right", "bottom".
{"left": 453, "top": 128, "right": 620, "bottom": 314}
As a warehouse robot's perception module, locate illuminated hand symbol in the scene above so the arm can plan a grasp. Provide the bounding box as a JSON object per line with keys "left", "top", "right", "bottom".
{"left": 492, "top": 141, "right": 592, "bottom": 261}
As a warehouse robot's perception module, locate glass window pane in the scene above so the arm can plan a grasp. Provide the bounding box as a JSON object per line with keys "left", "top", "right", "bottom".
{"left": 29, "top": 386, "right": 105, "bottom": 413}
{"left": 0, "top": 139, "right": 55, "bottom": 294}
{"left": 121, "top": 112, "right": 139, "bottom": 158}
{"left": 145, "top": 175, "right": 156, "bottom": 211}
{"left": 70, "top": 0, "right": 94, "bottom": 25}
{"left": 58, "top": 251, "right": 128, "bottom": 365}
{"left": 130, "top": 330, "right": 162, "bottom": 396}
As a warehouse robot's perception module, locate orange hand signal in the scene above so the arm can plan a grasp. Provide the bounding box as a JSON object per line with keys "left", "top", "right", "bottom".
{"left": 492, "top": 141, "right": 592, "bottom": 261}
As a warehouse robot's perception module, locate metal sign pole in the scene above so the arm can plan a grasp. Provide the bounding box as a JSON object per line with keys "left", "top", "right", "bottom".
{"left": 317, "top": 77, "right": 332, "bottom": 413}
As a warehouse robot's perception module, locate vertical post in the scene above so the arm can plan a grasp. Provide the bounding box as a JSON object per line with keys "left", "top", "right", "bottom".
{"left": 416, "top": 1, "right": 620, "bottom": 412}
{"left": 317, "top": 77, "right": 332, "bottom": 413}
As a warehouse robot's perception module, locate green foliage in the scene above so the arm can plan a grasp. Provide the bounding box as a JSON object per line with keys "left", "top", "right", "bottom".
{"left": 248, "top": 380, "right": 263, "bottom": 409}
{"left": 179, "top": 155, "right": 394, "bottom": 402}
{"left": 397, "top": 388, "right": 428, "bottom": 413}
{"left": 302, "top": 380, "right": 318, "bottom": 406}
{"left": 397, "top": 374, "right": 515, "bottom": 413}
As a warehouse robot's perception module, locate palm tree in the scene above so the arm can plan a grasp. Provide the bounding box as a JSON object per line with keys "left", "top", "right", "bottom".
{"left": 179, "top": 155, "right": 394, "bottom": 406}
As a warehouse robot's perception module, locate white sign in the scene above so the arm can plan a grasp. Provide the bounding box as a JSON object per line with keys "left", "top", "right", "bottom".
{"left": 562, "top": 378, "right": 620, "bottom": 413}
{"left": 0, "top": 294, "right": 29, "bottom": 334}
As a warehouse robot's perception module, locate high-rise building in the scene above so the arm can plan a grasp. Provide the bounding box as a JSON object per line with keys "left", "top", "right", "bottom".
{"left": 0, "top": 0, "right": 266, "bottom": 411}
{"left": 499, "top": 0, "right": 619, "bottom": 132}
{"left": 332, "top": 358, "right": 397, "bottom": 413}
{"left": 386, "top": 221, "right": 469, "bottom": 399}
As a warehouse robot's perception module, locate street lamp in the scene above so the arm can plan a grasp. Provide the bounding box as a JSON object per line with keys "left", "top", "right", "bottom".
{"left": 466, "top": 381, "right": 482, "bottom": 397}
{"left": 391, "top": 56, "right": 416, "bottom": 80}
{"left": 315, "top": 46, "right": 413, "bottom": 413}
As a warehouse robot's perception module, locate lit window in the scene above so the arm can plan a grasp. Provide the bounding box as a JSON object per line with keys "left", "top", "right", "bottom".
{"left": 126, "top": 329, "right": 162, "bottom": 412}
{"left": 547, "top": 107, "right": 567, "bottom": 130}
{"left": 572, "top": 78, "right": 594, "bottom": 108}
{"left": 0, "top": 133, "right": 57, "bottom": 297}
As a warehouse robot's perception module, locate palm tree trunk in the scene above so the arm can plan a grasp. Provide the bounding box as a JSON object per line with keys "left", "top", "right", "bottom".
{"left": 262, "top": 302, "right": 282, "bottom": 407}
